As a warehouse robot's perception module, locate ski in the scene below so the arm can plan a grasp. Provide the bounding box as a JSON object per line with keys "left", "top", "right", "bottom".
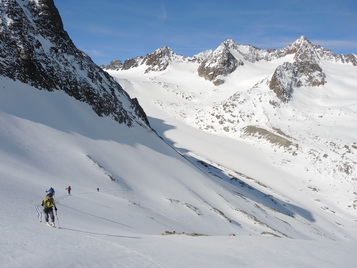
{"left": 44, "top": 222, "right": 58, "bottom": 228}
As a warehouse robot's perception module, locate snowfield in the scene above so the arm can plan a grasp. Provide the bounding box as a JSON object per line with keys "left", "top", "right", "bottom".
{"left": 1, "top": 0, "right": 356, "bottom": 266}
{"left": 1, "top": 67, "right": 357, "bottom": 267}
{"left": 107, "top": 52, "right": 357, "bottom": 214}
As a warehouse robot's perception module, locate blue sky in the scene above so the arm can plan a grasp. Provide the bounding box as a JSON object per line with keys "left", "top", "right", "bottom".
{"left": 54, "top": 0, "right": 357, "bottom": 65}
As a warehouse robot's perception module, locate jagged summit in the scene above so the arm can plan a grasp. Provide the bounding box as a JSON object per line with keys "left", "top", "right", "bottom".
{"left": 152, "top": 46, "right": 176, "bottom": 57}
{"left": 283, "top": 36, "right": 319, "bottom": 62}
{"left": 283, "top": 36, "right": 357, "bottom": 65}
{"left": 141, "top": 46, "right": 180, "bottom": 73}
{"left": 105, "top": 46, "right": 185, "bottom": 73}
{"left": 104, "top": 36, "right": 355, "bottom": 101}
{"left": 293, "top": 35, "right": 311, "bottom": 46}
{"left": 103, "top": 59, "right": 123, "bottom": 71}
{"left": 105, "top": 35, "right": 356, "bottom": 72}
{"left": 222, "top": 38, "right": 239, "bottom": 49}
{"left": 197, "top": 39, "right": 243, "bottom": 85}
{"left": 268, "top": 36, "right": 326, "bottom": 102}
{"left": 0, "top": 0, "right": 150, "bottom": 127}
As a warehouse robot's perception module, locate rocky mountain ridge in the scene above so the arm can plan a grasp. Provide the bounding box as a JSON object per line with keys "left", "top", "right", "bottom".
{"left": 0, "top": 0, "right": 149, "bottom": 127}
{"left": 104, "top": 46, "right": 188, "bottom": 74}
{"left": 105, "top": 36, "right": 356, "bottom": 102}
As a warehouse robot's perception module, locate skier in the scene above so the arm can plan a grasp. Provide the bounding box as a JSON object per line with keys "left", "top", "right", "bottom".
{"left": 97, "top": 187, "right": 99, "bottom": 192}
{"left": 46, "top": 187, "right": 55, "bottom": 196}
{"left": 65, "top": 186, "right": 71, "bottom": 195}
{"left": 41, "top": 193, "right": 57, "bottom": 227}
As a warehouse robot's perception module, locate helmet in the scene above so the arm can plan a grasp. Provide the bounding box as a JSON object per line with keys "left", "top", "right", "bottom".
{"left": 47, "top": 193, "right": 53, "bottom": 198}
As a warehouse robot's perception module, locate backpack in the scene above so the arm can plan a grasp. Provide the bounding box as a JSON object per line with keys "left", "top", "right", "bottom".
{"left": 46, "top": 188, "right": 55, "bottom": 195}
{"left": 42, "top": 196, "right": 55, "bottom": 209}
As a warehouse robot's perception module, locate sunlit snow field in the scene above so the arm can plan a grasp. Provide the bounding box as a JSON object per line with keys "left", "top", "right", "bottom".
{"left": 1, "top": 60, "right": 357, "bottom": 267}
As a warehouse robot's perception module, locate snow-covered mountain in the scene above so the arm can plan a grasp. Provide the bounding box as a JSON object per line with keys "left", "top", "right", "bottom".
{"left": 1, "top": 0, "right": 357, "bottom": 267}
{"left": 105, "top": 36, "right": 357, "bottom": 238}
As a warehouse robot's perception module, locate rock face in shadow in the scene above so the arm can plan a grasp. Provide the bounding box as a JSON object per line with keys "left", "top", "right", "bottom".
{"left": 0, "top": 0, "right": 150, "bottom": 127}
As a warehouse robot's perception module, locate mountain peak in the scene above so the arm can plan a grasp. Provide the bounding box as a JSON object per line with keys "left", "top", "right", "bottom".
{"left": 279, "top": 35, "right": 319, "bottom": 63}
{"left": 296, "top": 35, "right": 309, "bottom": 42}
{"left": 154, "top": 46, "right": 175, "bottom": 56}
{"left": 0, "top": 0, "right": 150, "bottom": 127}
{"left": 197, "top": 39, "right": 243, "bottom": 85}
{"left": 293, "top": 36, "right": 313, "bottom": 49}
{"left": 222, "top": 38, "right": 238, "bottom": 49}
{"left": 141, "top": 46, "right": 181, "bottom": 73}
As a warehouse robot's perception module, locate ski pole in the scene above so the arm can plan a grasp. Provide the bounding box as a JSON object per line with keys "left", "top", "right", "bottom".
{"left": 55, "top": 210, "right": 60, "bottom": 228}
{"left": 36, "top": 205, "right": 43, "bottom": 222}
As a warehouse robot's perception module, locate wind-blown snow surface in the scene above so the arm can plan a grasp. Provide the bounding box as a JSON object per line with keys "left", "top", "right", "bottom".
{"left": 1, "top": 76, "right": 357, "bottom": 267}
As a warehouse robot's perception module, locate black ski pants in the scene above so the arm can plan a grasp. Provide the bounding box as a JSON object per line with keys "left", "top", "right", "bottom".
{"left": 44, "top": 207, "right": 55, "bottom": 222}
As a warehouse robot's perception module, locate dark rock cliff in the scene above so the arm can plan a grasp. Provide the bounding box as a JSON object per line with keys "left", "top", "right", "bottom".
{"left": 0, "top": 0, "right": 150, "bottom": 127}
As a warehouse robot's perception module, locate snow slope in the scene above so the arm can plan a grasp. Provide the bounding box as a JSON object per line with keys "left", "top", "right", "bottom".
{"left": 108, "top": 57, "right": 357, "bottom": 208}
{"left": 1, "top": 0, "right": 356, "bottom": 265}
{"left": 1, "top": 73, "right": 357, "bottom": 267}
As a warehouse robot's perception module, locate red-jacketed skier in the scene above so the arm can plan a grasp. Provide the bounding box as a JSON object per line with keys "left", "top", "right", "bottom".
{"left": 65, "top": 186, "right": 71, "bottom": 195}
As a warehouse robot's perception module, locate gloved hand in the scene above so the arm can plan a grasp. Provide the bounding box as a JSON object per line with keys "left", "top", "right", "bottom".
{"left": 54, "top": 207, "right": 58, "bottom": 211}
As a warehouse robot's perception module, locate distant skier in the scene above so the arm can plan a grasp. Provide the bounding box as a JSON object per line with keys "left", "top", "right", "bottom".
{"left": 46, "top": 187, "right": 55, "bottom": 196}
{"left": 65, "top": 186, "right": 71, "bottom": 195}
{"left": 97, "top": 187, "right": 99, "bottom": 192}
{"left": 41, "top": 194, "right": 57, "bottom": 227}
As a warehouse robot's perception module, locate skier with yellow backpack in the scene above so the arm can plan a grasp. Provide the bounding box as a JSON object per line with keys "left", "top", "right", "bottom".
{"left": 41, "top": 193, "right": 58, "bottom": 227}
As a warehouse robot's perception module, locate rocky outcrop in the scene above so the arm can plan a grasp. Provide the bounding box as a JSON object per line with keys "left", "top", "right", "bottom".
{"left": 104, "top": 46, "right": 184, "bottom": 73}
{"left": 122, "top": 57, "right": 143, "bottom": 70}
{"left": 269, "top": 37, "right": 326, "bottom": 102}
{"left": 241, "top": 126, "right": 297, "bottom": 149}
{"left": 0, "top": 0, "right": 150, "bottom": 127}
{"left": 103, "top": 60, "right": 123, "bottom": 71}
{"left": 197, "top": 39, "right": 243, "bottom": 85}
{"left": 141, "top": 46, "right": 176, "bottom": 73}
